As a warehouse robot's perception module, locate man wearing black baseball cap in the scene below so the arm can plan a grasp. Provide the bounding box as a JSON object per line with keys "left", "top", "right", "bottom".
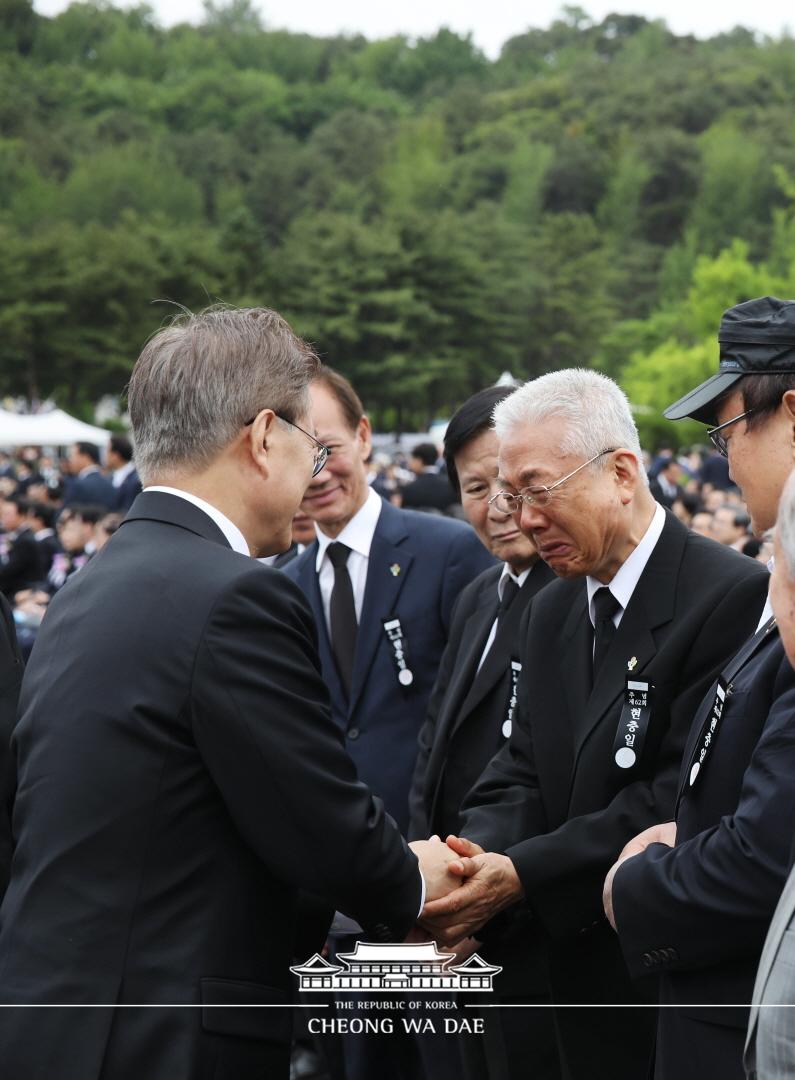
{"left": 665, "top": 295, "right": 795, "bottom": 426}
{"left": 605, "top": 296, "right": 795, "bottom": 1080}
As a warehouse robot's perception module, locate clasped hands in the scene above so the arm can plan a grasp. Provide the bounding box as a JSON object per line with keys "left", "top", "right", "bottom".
{"left": 407, "top": 835, "right": 524, "bottom": 947}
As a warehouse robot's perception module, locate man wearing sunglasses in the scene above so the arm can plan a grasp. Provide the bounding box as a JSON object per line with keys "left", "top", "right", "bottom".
{"left": 419, "top": 367, "right": 768, "bottom": 1080}
{"left": 604, "top": 296, "right": 795, "bottom": 1080}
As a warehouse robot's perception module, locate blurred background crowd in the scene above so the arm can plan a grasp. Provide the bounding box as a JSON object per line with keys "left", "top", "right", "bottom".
{"left": 0, "top": 426, "right": 770, "bottom": 657}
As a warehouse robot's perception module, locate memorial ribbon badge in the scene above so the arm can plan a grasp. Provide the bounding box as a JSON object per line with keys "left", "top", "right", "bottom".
{"left": 382, "top": 617, "right": 414, "bottom": 687}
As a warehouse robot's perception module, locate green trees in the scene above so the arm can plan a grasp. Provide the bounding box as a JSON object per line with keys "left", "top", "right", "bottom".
{"left": 2, "top": 5, "right": 795, "bottom": 432}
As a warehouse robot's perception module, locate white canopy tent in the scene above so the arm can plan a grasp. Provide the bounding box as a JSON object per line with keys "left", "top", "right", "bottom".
{"left": 0, "top": 408, "right": 111, "bottom": 448}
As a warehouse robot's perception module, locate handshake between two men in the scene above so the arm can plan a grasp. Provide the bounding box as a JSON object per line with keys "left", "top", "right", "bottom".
{"left": 408, "top": 820, "right": 680, "bottom": 948}
{"left": 406, "top": 835, "right": 523, "bottom": 952}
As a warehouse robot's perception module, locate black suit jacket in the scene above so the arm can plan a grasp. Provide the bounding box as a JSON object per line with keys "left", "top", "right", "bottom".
{"left": 113, "top": 468, "right": 142, "bottom": 512}
{"left": 0, "top": 492, "right": 421, "bottom": 1080}
{"left": 613, "top": 620, "right": 795, "bottom": 1080}
{"left": 0, "top": 594, "right": 22, "bottom": 897}
{"left": 285, "top": 501, "right": 495, "bottom": 833}
{"left": 400, "top": 472, "right": 457, "bottom": 513}
{"left": 408, "top": 559, "right": 555, "bottom": 841}
{"left": 33, "top": 531, "right": 61, "bottom": 578}
{"left": 63, "top": 468, "right": 116, "bottom": 510}
{"left": 0, "top": 527, "right": 43, "bottom": 599}
{"left": 460, "top": 512, "right": 768, "bottom": 1003}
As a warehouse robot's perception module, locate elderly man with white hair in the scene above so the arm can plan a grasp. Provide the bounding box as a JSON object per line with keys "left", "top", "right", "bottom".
{"left": 420, "top": 368, "right": 768, "bottom": 1080}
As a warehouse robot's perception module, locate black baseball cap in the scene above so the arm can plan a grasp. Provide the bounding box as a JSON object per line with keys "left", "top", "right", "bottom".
{"left": 664, "top": 296, "right": 795, "bottom": 425}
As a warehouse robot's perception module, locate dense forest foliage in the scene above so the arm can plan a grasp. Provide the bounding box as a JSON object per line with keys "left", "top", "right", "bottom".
{"left": 2, "top": 0, "right": 795, "bottom": 441}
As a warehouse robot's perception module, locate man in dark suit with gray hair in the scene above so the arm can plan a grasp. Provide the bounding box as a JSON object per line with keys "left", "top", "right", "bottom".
{"left": 0, "top": 306, "right": 459, "bottom": 1080}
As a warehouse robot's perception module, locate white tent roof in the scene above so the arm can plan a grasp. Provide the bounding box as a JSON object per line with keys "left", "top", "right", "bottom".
{"left": 0, "top": 408, "right": 111, "bottom": 448}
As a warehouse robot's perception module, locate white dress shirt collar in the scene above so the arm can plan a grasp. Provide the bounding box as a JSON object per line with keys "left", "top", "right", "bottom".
{"left": 475, "top": 561, "right": 534, "bottom": 674}
{"left": 315, "top": 486, "right": 383, "bottom": 571}
{"left": 756, "top": 555, "right": 774, "bottom": 632}
{"left": 586, "top": 501, "right": 666, "bottom": 628}
{"left": 145, "top": 486, "right": 250, "bottom": 556}
{"left": 498, "top": 562, "right": 533, "bottom": 601}
{"left": 113, "top": 460, "right": 136, "bottom": 487}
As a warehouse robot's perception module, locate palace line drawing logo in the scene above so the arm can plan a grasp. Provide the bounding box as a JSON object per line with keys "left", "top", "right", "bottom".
{"left": 291, "top": 941, "right": 502, "bottom": 993}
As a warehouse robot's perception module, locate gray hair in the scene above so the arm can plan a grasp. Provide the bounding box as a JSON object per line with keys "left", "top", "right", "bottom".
{"left": 493, "top": 368, "right": 647, "bottom": 481}
{"left": 128, "top": 306, "right": 319, "bottom": 484}
{"left": 778, "top": 473, "right": 795, "bottom": 578}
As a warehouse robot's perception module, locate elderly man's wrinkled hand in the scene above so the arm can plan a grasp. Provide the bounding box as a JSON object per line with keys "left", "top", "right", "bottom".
{"left": 419, "top": 851, "right": 524, "bottom": 946}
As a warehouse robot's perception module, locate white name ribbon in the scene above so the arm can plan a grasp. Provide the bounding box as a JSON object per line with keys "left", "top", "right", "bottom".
{"left": 612, "top": 677, "right": 652, "bottom": 770}
{"left": 503, "top": 659, "right": 522, "bottom": 739}
{"left": 689, "top": 679, "right": 728, "bottom": 787}
{"left": 382, "top": 617, "right": 414, "bottom": 688}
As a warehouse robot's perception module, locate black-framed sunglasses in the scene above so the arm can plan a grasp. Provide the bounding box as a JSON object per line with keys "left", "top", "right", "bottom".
{"left": 244, "top": 411, "right": 329, "bottom": 477}
{"left": 706, "top": 409, "right": 755, "bottom": 458}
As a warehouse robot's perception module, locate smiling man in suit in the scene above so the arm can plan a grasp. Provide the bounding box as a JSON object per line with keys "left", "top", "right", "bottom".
{"left": 0, "top": 307, "right": 461, "bottom": 1080}
{"left": 420, "top": 367, "right": 769, "bottom": 1080}
{"left": 285, "top": 368, "right": 494, "bottom": 839}
{"left": 284, "top": 367, "right": 494, "bottom": 1080}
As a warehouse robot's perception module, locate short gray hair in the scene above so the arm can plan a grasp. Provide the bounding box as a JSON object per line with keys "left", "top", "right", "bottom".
{"left": 778, "top": 472, "right": 795, "bottom": 578}
{"left": 493, "top": 368, "right": 646, "bottom": 481}
{"left": 128, "top": 306, "right": 319, "bottom": 484}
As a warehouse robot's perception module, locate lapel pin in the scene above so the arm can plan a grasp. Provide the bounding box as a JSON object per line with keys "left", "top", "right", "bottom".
{"left": 627, "top": 656, "right": 638, "bottom": 671}
{"left": 389, "top": 563, "right": 401, "bottom": 577}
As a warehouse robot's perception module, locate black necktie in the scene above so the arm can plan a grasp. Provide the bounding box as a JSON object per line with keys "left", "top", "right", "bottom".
{"left": 327, "top": 542, "right": 358, "bottom": 697}
{"left": 497, "top": 577, "right": 520, "bottom": 619}
{"left": 592, "top": 586, "right": 621, "bottom": 682}
{"left": 480, "top": 577, "right": 521, "bottom": 668}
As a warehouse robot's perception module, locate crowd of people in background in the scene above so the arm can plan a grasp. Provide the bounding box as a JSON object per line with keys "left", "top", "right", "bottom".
{"left": 0, "top": 436, "right": 140, "bottom": 653}
{"left": 0, "top": 428, "right": 772, "bottom": 658}
{"left": 3, "top": 297, "right": 795, "bottom": 1080}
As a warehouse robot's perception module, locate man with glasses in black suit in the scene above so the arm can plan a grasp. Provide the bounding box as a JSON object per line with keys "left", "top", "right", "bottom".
{"left": 605, "top": 296, "right": 795, "bottom": 1080}
{"left": 419, "top": 366, "right": 768, "bottom": 1080}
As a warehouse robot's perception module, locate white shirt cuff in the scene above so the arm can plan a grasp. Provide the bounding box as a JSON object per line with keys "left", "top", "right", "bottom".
{"left": 417, "top": 870, "right": 426, "bottom": 918}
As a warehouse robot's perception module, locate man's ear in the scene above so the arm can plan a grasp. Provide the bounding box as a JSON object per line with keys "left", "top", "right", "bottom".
{"left": 613, "top": 449, "right": 641, "bottom": 504}
{"left": 783, "top": 390, "right": 795, "bottom": 448}
{"left": 357, "top": 413, "right": 373, "bottom": 462}
{"left": 249, "top": 409, "right": 277, "bottom": 477}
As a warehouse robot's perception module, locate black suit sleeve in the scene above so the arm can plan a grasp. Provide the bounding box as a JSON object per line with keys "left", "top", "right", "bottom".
{"left": 462, "top": 571, "right": 769, "bottom": 939}
{"left": 613, "top": 658, "right": 795, "bottom": 979}
{"left": 191, "top": 566, "right": 422, "bottom": 941}
{"left": 407, "top": 583, "right": 474, "bottom": 841}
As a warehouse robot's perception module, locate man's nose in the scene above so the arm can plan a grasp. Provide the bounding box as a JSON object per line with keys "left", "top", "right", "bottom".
{"left": 519, "top": 499, "right": 547, "bottom": 534}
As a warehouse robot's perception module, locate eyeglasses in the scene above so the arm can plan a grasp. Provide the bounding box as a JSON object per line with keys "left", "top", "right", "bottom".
{"left": 706, "top": 409, "right": 754, "bottom": 457}
{"left": 244, "top": 411, "right": 329, "bottom": 477}
{"left": 488, "top": 448, "right": 618, "bottom": 515}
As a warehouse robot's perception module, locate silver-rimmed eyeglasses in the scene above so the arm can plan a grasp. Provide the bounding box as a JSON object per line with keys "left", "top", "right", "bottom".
{"left": 244, "top": 411, "right": 329, "bottom": 476}
{"left": 706, "top": 409, "right": 754, "bottom": 458}
{"left": 488, "top": 448, "right": 618, "bottom": 514}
